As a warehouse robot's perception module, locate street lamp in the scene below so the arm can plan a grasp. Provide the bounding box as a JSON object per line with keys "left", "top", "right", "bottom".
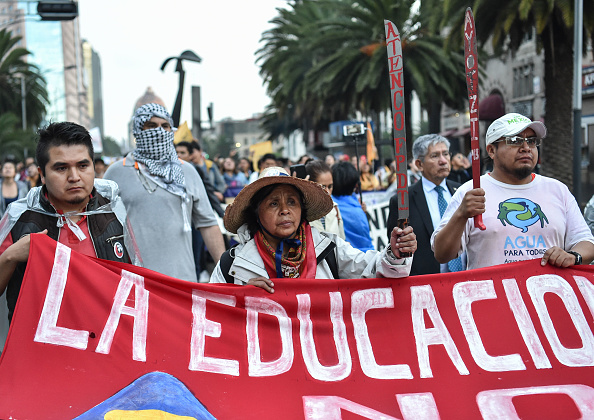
{"left": 161, "top": 50, "right": 202, "bottom": 127}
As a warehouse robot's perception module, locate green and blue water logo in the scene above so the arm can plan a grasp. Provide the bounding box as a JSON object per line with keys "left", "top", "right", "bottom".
{"left": 497, "top": 198, "right": 548, "bottom": 233}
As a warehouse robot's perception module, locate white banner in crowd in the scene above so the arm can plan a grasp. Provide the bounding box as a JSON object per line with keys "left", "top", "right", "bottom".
{"left": 365, "top": 200, "right": 392, "bottom": 251}
{"left": 361, "top": 191, "right": 392, "bottom": 251}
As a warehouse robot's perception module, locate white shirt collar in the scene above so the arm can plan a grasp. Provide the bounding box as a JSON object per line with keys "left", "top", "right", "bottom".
{"left": 421, "top": 176, "right": 448, "bottom": 193}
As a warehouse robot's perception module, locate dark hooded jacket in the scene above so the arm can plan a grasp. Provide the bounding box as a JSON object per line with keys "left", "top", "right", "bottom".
{"left": 6, "top": 185, "right": 130, "bottom": 322}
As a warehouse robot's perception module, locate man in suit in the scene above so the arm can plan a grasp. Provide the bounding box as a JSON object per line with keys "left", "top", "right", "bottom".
{"left": 386, "top": 134, "right": 463, "bottom": 275}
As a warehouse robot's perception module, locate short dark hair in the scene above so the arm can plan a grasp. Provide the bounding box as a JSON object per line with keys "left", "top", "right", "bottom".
{"left": 305, "top": 160, "right": 331, "bottom": 183}
{"left": 2, "top": 158, "right": 17, "bottom": 171}
{"left": 332, "top": 161, "right": 359, "bottom": 196}
{"left": 276, "top": 157, "right": 289, "bottom": 167}
{"left": 191, "top": 140, "right": 201, "bottom": 152}
{"left": 258, "top": 153, "right": 277, "bottom": 169}
{"left": 94, "top": 157, "right": 105, "bottom": 166}
{"left": 176, "top": 141, "right": 194, "bottom": 154}
{"left": 36, "top": 122, "right": 94, "bottom": 175}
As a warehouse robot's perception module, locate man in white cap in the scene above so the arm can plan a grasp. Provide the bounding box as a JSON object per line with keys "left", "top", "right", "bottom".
{"left": 431, "top": 112, "right": 594, "bottom": 270}
{"left": 104, "top": 103, "right": 225, "bottom": 282}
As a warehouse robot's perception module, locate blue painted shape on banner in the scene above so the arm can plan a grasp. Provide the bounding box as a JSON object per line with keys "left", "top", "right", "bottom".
{"left": 75, "top": 371, "right": 216, "bottom": 419}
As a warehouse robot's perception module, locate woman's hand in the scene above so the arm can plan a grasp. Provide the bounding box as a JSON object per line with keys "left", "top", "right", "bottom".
{"left": 247, "top": 277, "right": 275, "bottom": 293}
{"left": 389, "top": 226, "right": 417, "bottom": 258}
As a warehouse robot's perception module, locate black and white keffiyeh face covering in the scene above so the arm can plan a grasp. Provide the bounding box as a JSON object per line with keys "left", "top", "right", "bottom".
{"left": 132, "top": 103, "right": 185, "bottom": 193}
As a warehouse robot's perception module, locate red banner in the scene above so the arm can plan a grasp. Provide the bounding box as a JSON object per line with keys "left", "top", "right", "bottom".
{"left": 1, "top": 234, "right": 594, "bottom": 419}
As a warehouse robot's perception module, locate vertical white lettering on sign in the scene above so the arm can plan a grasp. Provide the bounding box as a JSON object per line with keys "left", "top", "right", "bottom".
{"left": 396, "top": 393, "right": 441, "bottom": 420}
{"left": 96, "top": 270, "right": 149, "bottom": 362}
{"left": 297, "top": 292, "right": 351, "bottom": 381}
{"left": 34, "top": 242, "right": 89, "bottom": 350}
{"left": 477, "top": 384, "right": 594, "bottom": 419}
{"left": 245, "top": 296, "right": 293, "bottom": 377}
{"left": 453, "top": 280, "right": 525, "bottom": 372}
{"left": 527, "top": 274, "right": 594, "bottom": 367}
{"left": 189, "top": 290, "right": 239, "bottom": 376}
{"left": 411, "top": 285, "right": 469, "bottom": 378}
{"left": 303, "top": 396, "right": 399, "bottom": 420}
{"left": 574, "top": 275, "right": 594, "bottom": 319}
{"left": 351, "top": 288, "right": 412, "bottom": 379}
{"left": 502, "top": 278, "right": 552, "bottom": 369}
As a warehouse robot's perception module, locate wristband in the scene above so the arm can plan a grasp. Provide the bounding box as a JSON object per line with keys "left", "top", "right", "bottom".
{"left": 567, "top": 250, "right": 582, "bottom": 265}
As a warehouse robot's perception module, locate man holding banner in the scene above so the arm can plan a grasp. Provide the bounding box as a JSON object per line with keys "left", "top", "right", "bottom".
{"left": 0, "top": 122, "right": 139, "bottom": 323}
{"left": 432, "top": 113, "right": 594, "bottom": 269}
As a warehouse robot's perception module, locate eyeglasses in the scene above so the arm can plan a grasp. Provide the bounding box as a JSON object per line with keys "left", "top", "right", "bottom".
{"left": 496, "top": 136, "right": 541, "bottom": 147}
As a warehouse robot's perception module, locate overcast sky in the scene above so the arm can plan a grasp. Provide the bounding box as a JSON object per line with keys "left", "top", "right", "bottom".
{"left": 78, "top": 0, "right": 288, "bottom": 143}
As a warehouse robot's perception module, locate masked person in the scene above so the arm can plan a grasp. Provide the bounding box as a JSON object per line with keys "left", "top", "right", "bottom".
{"left": 104, "top": 103, "right": 225, "bottom": 282}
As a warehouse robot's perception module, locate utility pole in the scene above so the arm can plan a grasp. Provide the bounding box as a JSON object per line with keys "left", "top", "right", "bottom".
{"left": 573, "top": 0, "right": 583, "bottom": 203}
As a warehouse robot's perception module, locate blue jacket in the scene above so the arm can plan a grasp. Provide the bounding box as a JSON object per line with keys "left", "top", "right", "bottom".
{"left": 332, "top": 194, "right": 374, "bottom": 252}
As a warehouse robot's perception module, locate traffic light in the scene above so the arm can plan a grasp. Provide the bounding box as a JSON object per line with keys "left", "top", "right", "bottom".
{"left": 37, "top": 1, "right": 78, "bottom": 21}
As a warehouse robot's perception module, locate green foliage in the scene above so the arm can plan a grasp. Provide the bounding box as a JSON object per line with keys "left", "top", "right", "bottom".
{"left": 442, "top": 0, "right": 593, "bottom": 54}
{"left": 100, "top": 136, "right": 122, "bottom": 157}
{"left": 256, "top": 0, "right": 467, "bottom": 139}
{"left": 0, "top": 29, "right": 49, "bottom": 128}
{"left": 0, "top": 113, "right": 38, "bottom": 161}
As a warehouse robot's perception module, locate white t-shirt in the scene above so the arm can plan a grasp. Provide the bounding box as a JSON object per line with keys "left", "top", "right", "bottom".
{"left": 431, "top": 174, "right": 594, "bottom": 270}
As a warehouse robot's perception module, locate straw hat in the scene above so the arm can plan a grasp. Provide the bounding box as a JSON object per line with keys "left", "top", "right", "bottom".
{"left": 223, "top": 166, "right": 333, "bottom": 234}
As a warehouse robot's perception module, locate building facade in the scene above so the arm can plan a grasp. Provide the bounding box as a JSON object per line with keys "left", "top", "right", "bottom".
{"left": 3, "top": 1, "right": 90, "bottom": 128}
{"left": 82, "top": 39, "right": 103, "bottom": 135}
{"left": 441, "top": 30, "right": 546, "bottom": 160}
{"left": 217, "top": 117, "right": 268, "bottom": 159}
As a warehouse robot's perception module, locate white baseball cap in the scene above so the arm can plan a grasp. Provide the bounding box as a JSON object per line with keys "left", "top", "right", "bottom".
{"left": 485, "top": 113, "right": 547, "bottom": 145}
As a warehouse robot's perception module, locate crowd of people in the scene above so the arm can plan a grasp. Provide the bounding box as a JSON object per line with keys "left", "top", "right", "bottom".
{"left": 171, "top": 139, "right": 472, "bottom": 200}
{"left": 0, "top": 106, "right": 592, "bottom": 330}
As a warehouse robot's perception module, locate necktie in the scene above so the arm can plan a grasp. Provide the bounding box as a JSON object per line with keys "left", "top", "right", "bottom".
{"left": 435, "top": 185, "right": 464, "bottom": 272}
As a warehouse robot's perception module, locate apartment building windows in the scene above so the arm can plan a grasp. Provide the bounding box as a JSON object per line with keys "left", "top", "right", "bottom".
{"left": 513, "top": 64, "right": 535, "bottom": 98}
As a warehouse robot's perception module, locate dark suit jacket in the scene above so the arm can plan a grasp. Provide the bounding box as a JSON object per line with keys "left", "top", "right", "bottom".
{"left": 386, "top": 178, "right": 460, "bottom": 276}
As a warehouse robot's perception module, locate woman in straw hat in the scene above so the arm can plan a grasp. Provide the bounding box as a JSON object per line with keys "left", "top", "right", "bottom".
{"left": 210, "top": 167, "right": 416, "bottom": 292}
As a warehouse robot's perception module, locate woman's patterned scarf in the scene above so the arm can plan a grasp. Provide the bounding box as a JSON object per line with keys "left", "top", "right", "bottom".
{"left": 256, "top": 222, "right": 308, "bottom": 278}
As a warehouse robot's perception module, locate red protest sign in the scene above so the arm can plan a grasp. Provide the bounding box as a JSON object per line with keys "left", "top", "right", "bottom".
{"left": 1, "top": 234, "right": 594, "bottom": 419}
{"left": 464, "top": 8, "right": 486, "bottom": 231}
{"left": 385, "top": 19, "right": 409, "bottom": 217}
